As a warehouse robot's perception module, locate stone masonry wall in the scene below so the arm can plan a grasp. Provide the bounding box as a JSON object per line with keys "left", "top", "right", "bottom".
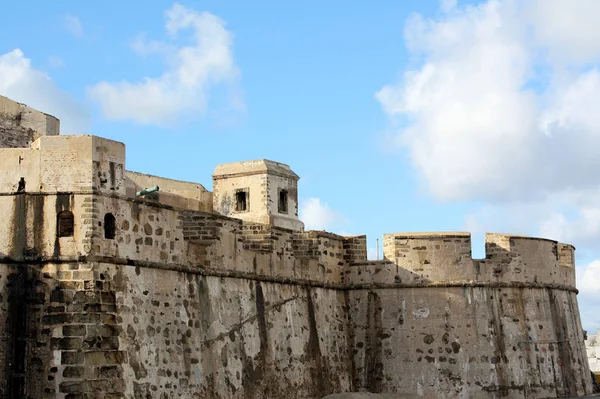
{"left": 0, "top": 192, "right": 593, "bottom": 399}
{"left": 348, "top": 287, "right": 589, "bottom": 398}
{"left": 97, "top": 263, "right": 352, "bottom": 398}
{"left": 586, "top": 329, "right": 600, "bottom": 374}
{"left": 345, "top": 233, "right": 591, "bottom": 398}
{"left": 0, "top": 95, "right": 59, "bottom": 149}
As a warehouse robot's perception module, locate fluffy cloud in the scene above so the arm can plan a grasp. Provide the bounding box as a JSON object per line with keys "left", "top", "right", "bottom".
{"left": 439, "top": 0, "right": 457, "bottom": 13}
{"left": 577, "top": 261, "right": 600, "bottom": 331}
{"left": 0, "top": 49, "right": 90, "bottom": 134}
{"left": 526, "top": 0, "right": 600, "bottom": 64}
{"left": 88, "top": 3, "right": 243, "bottom": 126}
{"left": 377, "top": 0, "right": 600, "bottom": 324}
{"left": 64, "top": 14, "right": 83, "bottom": 38}
{"left": 377, "top": 0, "right": 600, "bottom": 203}
{"left": 299, "top": 198, "right": 344, "bottom": 231}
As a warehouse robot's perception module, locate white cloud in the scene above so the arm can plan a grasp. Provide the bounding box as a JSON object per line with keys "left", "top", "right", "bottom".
{"left": 376, "top": 0, "right": 600, "bottom": 203}
{"left": 64, "top": 14, "right": 83, "bottom": 38}
{"left": 377, "top": 0, "right": 600, "bottom": 329}
{"left": 299, "top": 198, "right": 344, "bottom": 231}
{"left": 577, "top": 261, "right": 600, "bottom": 331}
{"left": 88, "top": 3, "right": 243, "bottom": 126}
{"left": 0, "top": 49, "right": 90, "bottom": 134}
{"left": 526, "top": 0, "right": 600, "bottom": 65}
{"left": 440, "top": 0, "right": 457, "bottom": 13}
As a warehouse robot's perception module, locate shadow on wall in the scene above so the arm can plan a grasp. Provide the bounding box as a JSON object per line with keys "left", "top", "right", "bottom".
{"left": 321, "top": 393, "right": 420, "bottom": 399}
{"left": 345, "top": 235, "right": 589, "bottom": 398}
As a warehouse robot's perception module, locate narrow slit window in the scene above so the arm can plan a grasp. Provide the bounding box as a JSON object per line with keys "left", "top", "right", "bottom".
{"left": 57, "top": 211, "right": 74, "bottom": 237}
{"left": 235, "top": 190, "right": 248, "bottom": 212}
{"left": 278, "top": 189, "right": 288, "bottom": 214}
{"left": 104, "top": 213, "right": 116, "bottom": 239}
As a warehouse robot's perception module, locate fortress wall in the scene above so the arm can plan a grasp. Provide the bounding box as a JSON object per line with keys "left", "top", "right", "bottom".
{"left": 0, "top": 261, "right": 102, "bottom": 398}
{"left": 345, "top": 260, "right": 430, "bottom": 286}
{"left": 181, "top": 210, "right": 346, "bottom": 284}
{"left": 557, "top": 244, "right": 576, "bottom": 286}
{"left": 125, "top": 170, "right": 213, "bottom": 212}
{"left": 481, "top": 235, "right": 575, "bottom": 286}
{"left": 0, "top": 135, "right": 101, "bottom": 195}
{"left": 0, "top": 264, "right": 15, "bottom": 397}
{"left": 37, "top": 136, "right": 96, "bottom": 193}
{"left": 377, "top": 233, "right": 576, "bottom": 287}
{"left": 346, "top": 233, "right": 589, "bottom": 398}
{"left": 0, "top": 135, "right": 125, "bottom": 196}
{"left": 342, "top": 235, "right": 367, "bottom": 265}
{"left": 0, "top": 258, "right": 353, "bottom": 398}
{"left": 383, "top": 232, "right": 475, "bottom": 282}
{"left": 348, "top": 286, "right": 592, "bottom": 398}
{"left": 94, "top": 262, "right": 353, "bottom": 398}
{"left": 87, "top": 197, "right": 348, "bottom": 286}
{"left": 0, "top": 260, "right": 126, "bottom": 398}
{"left": 292, "top": 231, "right": 345, "bottom": 284}
{"left": 0, "top": 201, "right": 592, "bottom": 399}
{"left": 91, "top": 136, "right": 126, "bottom": 196}
{"left": 0, "top": 95, "right": 59, "bottom": 149}
{"left": 0, "top": 147, "right": 42, "bottom": 192}
{"left": 0, "top": 193, "right": 94, "bottom": 262}
{"left": 91, "top": 195, "right": 187, "bottom": 264}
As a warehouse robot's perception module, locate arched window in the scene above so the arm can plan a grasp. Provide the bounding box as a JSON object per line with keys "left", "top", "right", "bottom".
{"left": 57, "top": 211, "right": 74, "bottom": 237}
{"left": 104, "top": 213, "right": 116, "bottom": 239}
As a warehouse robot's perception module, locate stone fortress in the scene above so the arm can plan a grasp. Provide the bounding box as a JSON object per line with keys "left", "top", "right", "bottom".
{"left": 0, "top": 94, "right": 594, "bottom": 398}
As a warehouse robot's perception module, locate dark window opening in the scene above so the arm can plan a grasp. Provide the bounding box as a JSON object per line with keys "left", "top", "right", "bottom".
{"left": 57, "top": 211, "right": 74, "bottom": 237}
{"left": 104, "top": 213, "right": 116, "bottom": 239}
{"left": 278, "top": 189, "right": 288, "bottom": 214}
{"left": 235, "top": 190, "right": 248, "bottom": 212}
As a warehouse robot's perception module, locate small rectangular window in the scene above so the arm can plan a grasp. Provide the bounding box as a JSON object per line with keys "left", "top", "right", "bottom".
{"left": 235, "top": 190, "right": 248, "bottom": 212}
{"left": 278, "top": 189, "right": 288, "bottom": 214}
{"left": 57, "top": 211, "right": 74, "bottom": 237}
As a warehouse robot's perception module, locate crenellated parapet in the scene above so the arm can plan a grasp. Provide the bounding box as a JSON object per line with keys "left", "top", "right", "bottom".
{"left": 346, "top": 232, "right": 577, "bottom": 290}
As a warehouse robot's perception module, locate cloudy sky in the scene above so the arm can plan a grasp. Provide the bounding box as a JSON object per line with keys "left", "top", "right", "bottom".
{"left": 0, "top": 0, "right": 598, "bottom": 331}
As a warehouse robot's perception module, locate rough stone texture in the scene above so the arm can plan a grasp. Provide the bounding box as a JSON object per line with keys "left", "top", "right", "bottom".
{"left": 586, "top": 329, "right": 600, "bottom": 376}
{"left": 0, "top": 95, "right": 59, "bottom": 148}
{"left": 0, "top": 95, "right": 593, "bottom": 398}
{"left": 213, "top": 159, "right": 304, "bottom": 231}
{"left": 125, "top": 170, "right": 213, "bottom": 213}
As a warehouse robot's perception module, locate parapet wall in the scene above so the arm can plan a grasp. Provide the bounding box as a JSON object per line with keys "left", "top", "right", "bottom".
{"left": 345, "top": 232, "right": 576, "bottom": 288}
{"left": 0, "top": 95, "right": 59, "bottom": 148}
{"left": 125, "top": 170, "right": 213, "bottom": 212}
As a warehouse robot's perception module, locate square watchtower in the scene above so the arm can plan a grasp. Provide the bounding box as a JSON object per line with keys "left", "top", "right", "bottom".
{"left": 212, "top": 159, "right": 304, "bottom": 230}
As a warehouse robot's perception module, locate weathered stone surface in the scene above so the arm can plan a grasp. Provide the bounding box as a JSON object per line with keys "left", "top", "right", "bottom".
{"left": 586, "top": 329, "right": 600, "bottom": 386}
{"left": 0, "top": 95, "right": 593, "bottom": 398}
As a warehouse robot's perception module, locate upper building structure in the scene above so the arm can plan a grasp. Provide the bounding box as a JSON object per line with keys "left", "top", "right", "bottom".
{"left": 213, "top": 159, "right": 303, "bottom": 230}
{"left": 0, "top": 95, "right": 594, "bottom": 399}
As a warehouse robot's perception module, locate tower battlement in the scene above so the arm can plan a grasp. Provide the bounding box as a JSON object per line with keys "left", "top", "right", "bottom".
{"left": 345, "top": 232, "right": 576, "bottom": 288}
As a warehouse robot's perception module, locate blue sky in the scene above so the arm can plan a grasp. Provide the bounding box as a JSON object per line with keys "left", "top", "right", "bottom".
{"left": 0, "top": 0, "right": 599, "bottom": 330}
